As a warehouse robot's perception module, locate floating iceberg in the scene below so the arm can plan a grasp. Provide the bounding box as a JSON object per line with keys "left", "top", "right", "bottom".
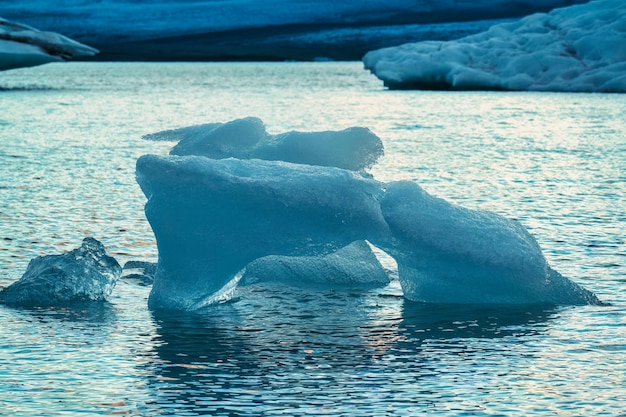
{"left": 122, "top": 260, "right": 156, "bottom": 287}
{"left": 363, "top": 0, "right": 626, "bottom": 92}
{"left": 0, "top": 238, "right": 121, "bottom": 307}
{"left": 0, "top": 17, "right": 98, "bottom": 71}
{"left": 137, "top": 118, "right": 600, "bottom": 311}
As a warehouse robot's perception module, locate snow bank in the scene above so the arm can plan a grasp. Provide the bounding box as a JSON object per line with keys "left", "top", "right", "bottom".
{"left": 0, "top": 238, "right": 121, "bottom": 306}
{"left": 0, "top": 17, "right": 97, "bottom": 71}
{"left": 137, "top": 118, "right": 600, "bottom": 311}
{"left": 363, "top": 0, "right": 626, "bottom": 92}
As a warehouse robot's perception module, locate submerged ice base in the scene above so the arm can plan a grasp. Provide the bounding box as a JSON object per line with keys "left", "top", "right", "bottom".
{"left": 240, "top": 240, "right": 390, "bottom": 289}
{"left": 137, "top": 118, "right": 600, "bottom": 311}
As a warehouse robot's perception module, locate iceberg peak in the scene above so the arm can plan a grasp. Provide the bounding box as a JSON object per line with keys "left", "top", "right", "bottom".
{"left": 145, "top": 117, "right": 384, "bottom": 171}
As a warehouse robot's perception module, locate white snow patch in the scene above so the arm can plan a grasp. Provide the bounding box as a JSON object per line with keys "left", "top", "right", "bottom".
{"left": 364, "top": 0, "right": 626, "bottom": 92}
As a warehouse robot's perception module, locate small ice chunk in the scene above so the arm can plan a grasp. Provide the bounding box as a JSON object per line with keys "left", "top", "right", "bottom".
{"left": 122, "top": 260, "right": 156, "bottom": 286}
{"left": 0, "top": 238, "right": 121, "bottom": 306}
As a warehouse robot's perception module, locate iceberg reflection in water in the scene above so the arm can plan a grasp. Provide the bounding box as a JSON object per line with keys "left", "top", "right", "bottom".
{"left": 147, "top": 284, "right": 558, "bottom": 415}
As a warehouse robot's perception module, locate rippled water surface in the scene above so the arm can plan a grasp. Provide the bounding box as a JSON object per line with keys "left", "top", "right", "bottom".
{"left": 1, "top": 62, "right": 625, "bottom": 416}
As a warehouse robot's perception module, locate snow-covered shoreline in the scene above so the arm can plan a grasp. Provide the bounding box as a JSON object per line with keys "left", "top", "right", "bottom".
{"left": 363, "top": 0, "right": 626, "bottom": 92}
{"left": 2, "top": 0, "right": 586, "bottom": 61}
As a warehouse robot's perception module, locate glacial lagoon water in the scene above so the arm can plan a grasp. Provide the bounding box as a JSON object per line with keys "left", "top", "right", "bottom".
{"left": 0, "top": 62, "right": 625, "bottom": 416}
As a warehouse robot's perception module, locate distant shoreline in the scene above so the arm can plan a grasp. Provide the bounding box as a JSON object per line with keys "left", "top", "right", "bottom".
{"left": 3, "top": 0, "right": 590, "bottom": 62}
{"left": 79, "top": 20, "right": 499, "bottom": 62}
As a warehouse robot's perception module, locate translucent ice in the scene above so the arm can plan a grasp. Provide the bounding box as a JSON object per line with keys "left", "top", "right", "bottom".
{"left": 122, "top": 260, "right": 156, "bottom": 287}
{"left": 137, "top": 118, "right": 601, "bottom": 310}
{"left": 0, "top": 238, "right": 121, "bottom": 306}
{"left": 363, "top": 0, "right": 626, "bottom": 92}
{"left": 141, "top": 118, "right": 387, "bottom": 304}
{"left": 144, "top": 116, "right": 384, "bottom": 171}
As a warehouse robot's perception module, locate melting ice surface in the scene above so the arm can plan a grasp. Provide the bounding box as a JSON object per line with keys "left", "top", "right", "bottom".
{"left": 137, "top": 117, "right": 600, "bottom": 311}
{"left": 363, "top": 0, "right": 626, "bottom": 92}
{"left": 0, "top": 238, "right": 121, "bottom": 306}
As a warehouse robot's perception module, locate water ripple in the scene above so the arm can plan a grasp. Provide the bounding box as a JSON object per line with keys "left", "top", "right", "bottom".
{"left": 0, "top": 62, "right": 624, "bottom": 416}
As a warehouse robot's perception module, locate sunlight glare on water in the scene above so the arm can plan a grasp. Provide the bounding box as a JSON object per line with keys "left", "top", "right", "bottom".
{"left": 0, "top": 62, "right": 625, "bottom": 416}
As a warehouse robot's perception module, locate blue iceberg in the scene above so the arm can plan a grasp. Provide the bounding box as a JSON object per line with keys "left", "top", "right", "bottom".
{"left": 137, "top": 155, "right": 389, "bottom": 310}
{"left": 137, "top": 118, "right": 600, "bottom": 311}
{"left": 377, "top": 181, "right": 598, "bottom": 304}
